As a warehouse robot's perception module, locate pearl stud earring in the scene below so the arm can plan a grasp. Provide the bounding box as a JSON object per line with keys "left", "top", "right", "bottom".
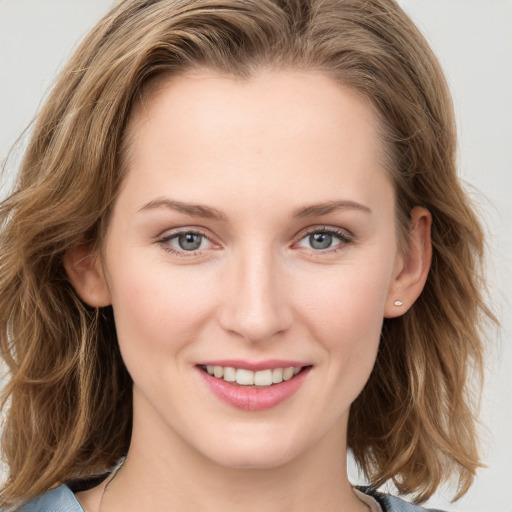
{"left": 393, "top": 300, "right": 403, "bottom": 306}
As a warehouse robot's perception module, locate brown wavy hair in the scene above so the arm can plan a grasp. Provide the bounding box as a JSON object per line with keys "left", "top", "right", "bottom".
{"left": 0, "top": 0, "right": 494, "bottom": 507}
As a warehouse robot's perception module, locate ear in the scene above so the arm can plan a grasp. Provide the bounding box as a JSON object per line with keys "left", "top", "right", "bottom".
{"left": 63, "top": 242, "right": 111, "bottom": 307}
{"left": 384, "top": 206, "right": 432, "bottom": 318}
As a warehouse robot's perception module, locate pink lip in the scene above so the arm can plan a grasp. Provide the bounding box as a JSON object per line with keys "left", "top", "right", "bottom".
{"left": 197, "top": 364, "right": 311, "bottom": 411}
{"left": 196, "top": 359, "right": 307, "bottom": 371}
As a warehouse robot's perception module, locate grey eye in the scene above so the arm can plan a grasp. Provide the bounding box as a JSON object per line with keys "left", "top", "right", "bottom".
{"left": 177, "top": 233, "right": 204, "bottom": 251}
{"left": 308, "top": 232, "right": 333, "bottom": 250}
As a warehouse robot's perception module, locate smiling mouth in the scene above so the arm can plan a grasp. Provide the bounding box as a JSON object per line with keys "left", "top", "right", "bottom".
{"left": 199, "top": 365, "right": 310, "bottom": 387}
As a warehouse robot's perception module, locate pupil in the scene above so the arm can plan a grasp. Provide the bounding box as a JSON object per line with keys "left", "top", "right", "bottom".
{"left": 178, "top": 233, "right": 202, "bottom": 251}
{"left": 310, "top": 232, "right": 332, "bottom": 250}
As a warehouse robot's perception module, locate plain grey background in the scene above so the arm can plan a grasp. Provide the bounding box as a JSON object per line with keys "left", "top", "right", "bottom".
{"left": 1, "top": 1, "right": 511, "bottom": 511}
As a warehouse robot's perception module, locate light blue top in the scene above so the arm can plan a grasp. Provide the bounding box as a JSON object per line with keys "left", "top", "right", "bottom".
{"left": 15, "top": 484, "right": 447, "bottom": 512}
{"left": 17, "top": 485, "right": 82, "bottom": 511}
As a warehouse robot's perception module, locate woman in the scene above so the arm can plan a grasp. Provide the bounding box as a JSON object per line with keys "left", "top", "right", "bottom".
{"left": 0, "top": 1, "right": 493, "bottom": 511}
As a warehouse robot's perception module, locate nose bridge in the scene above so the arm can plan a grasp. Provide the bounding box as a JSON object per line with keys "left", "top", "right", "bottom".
{"left": 220, "top": 241, "right": 291, "bottom": 343}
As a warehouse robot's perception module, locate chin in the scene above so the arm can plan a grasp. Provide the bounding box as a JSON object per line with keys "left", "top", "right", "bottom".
{"left": 197, "top": 427, "right": 311, "bottom": 471}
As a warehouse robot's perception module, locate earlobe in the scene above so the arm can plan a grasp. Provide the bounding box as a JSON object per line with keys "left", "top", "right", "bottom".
{"left": 63, "top": 243, "right": 111, "bottom": 307}
{"left": 384, "top": 207, "right": 432, "bottom": 318}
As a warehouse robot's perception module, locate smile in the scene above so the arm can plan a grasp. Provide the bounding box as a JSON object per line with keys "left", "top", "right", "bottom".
{"left": 202, "top": 365, "right": 303, "bottom": 387}
{"left": 197, "top": 362, "right": 312, "bottom": 410}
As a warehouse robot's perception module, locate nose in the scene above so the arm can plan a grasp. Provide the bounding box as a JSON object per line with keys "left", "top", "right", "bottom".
{"left": 218, "top": 248, "right": 293, "bottom": 343}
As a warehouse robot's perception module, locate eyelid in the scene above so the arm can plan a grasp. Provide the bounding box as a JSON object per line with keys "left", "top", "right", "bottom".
{"left": 296, "top": 225, "right": 353, "bottom": 241}
{"left": 156, "top": 226, "right": 210, "bottom": 240}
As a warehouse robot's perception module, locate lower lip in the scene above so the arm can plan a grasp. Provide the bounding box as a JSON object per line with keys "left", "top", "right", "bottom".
{"left": 198, "top": 367, "right": 311, "bottom": 411}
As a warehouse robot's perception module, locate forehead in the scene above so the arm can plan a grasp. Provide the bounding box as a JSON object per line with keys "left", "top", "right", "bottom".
{"left": 125, "top": 68, "right": 383, "bottom": 157}
{"left": 119, "top": 69, "right": 392, "bottom": 213}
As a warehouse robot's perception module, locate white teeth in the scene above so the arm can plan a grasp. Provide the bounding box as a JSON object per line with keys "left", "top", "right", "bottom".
{"left": 236, "top": 368, "right": 254, "bottom": 386}
{"left": 223, "top": 367, "right": 236, "bottom": 382}
{"left": 282, "top": 367, "right": 294, "bottom": 381}
{"left": 204, "top": 365, "right": 304, "bottom": 386}
{"left": 254, "top": 369, "right": 272, "bottom": 386}
{"left": 271, "top": 368, "right": 283, "bottom": 383}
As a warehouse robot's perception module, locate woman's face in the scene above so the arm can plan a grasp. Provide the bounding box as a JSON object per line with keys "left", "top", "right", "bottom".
{"left": 90, "top": 70, "right": 417, "bottom": 469}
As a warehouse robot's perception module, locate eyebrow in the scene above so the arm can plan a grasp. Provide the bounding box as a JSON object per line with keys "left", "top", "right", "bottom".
{"left": 292, "top": 200, "right": 372, "bottom": 218}
{"left": 138, "top": 197, "right": 371, "bottom": 221}
{"left": 138, "top": 198, "right": 228, "bottom": 221}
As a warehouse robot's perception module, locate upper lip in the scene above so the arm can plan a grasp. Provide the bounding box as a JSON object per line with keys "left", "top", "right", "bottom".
{"left": 196, "top": 359, "right": 310, "bottom": 371}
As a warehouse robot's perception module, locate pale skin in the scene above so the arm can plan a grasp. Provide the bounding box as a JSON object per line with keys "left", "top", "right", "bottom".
{"left": 65, "top": 69, "right": 432, "bottom": 512}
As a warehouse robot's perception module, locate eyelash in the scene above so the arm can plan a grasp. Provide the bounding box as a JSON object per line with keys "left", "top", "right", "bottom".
{"left": 297, "top": 226, "right": 354, "bottom": 254}
{"left": 157, "top": 226, "right": 354, "bottom": 257}
{"left": 157, "top": 229, "right": 214, "bottom": 256}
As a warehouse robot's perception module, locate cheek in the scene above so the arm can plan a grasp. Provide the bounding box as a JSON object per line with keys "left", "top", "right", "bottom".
{"left": 295, "top": 260, "right": 392, "bottom": 372}
{"left": 105, "top": 255, "right": 217, "bottom": 361}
